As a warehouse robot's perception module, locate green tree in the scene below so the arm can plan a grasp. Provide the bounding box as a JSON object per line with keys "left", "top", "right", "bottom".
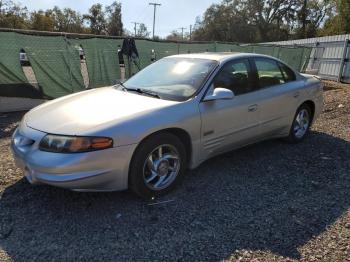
{"left": 193, "top": 0, "right": 335, "bottom": 42}
{"left": 30, "top": 10, "right": 54, "bottom": 31}
{"left": 320, "top": 0, "right": 350, "bottom": 35}
{"left": 61, "top": 8, "right": 84, "bottom": 33}
{"left": 0, "top": 0, "right": 29, "bottom": 29}
{"left": 166, "top": 30, "right": 183, "bottom": 41}
{"left": 152, "top": 35, "right": 160, "bottom": 41}
{"left": 294, "top": 0, "right": 334, "bottom": 38}
{"left": 337, "top": 0, "right": 350, "bottom": 32}
{"left": 105, "top": 1, "right": 123, "bottom": 36}
{"left": 192, "top": 2, "right": 257, "bottom": 42}
{"left": 137, "top": 23, "right": 150, "bottom": 38}
{"left": 84, "top": 3, "right": 106, "bottom": 35}
{"left": 47, "top": 6, "right": 84, "bottom": 33}
{"left": 244, "top": 0, "right": 298, "bottom": 42}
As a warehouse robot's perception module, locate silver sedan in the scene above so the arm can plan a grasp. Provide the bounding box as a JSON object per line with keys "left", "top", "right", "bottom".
{"left": 11, "top": 53, "right": 323, "bottom": 198}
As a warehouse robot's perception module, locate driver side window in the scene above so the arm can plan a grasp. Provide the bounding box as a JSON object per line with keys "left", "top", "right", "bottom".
{"left": 212, "top": 59, "right": 252, "bottom": 96}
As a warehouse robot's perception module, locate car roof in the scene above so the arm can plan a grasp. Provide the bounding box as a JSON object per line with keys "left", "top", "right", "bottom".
{"left": 169, "top": 52, "right": 274, "bottom": 62}
{"left": 167, "top": 52, "right": 301, "bottom": 76}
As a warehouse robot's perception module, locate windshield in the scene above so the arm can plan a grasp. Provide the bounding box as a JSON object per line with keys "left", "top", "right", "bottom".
{"left": 123, "top": 57, "right": 218, "bottom": 101}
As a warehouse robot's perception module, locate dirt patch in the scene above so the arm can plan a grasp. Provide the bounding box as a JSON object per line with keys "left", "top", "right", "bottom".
{"left": 323, "top": 80, "right": 350, "bottom": 91}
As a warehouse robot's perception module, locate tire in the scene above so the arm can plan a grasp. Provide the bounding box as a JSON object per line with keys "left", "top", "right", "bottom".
{"left": 129, "top": 132, "right": 187, "bottom": 199}
{"left": 285, "top": 104, "right": 312, "bottom": 143}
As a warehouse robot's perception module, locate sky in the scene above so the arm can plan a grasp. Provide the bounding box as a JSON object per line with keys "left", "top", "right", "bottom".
{"left": 22, "top": 0, "right": 222, "bottom": 37}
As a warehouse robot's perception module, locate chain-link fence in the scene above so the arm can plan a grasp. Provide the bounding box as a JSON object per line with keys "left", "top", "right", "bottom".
{"left": 0, "top": 29, "right": 312, "bottom": 99}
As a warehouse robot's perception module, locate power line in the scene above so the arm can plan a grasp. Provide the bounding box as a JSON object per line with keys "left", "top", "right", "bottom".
{"left": 179, "top": 27, "right": 186, "bottom": 40}
{"left": 189, "top": 25, "right": 192, "bottom": 41}
{"left": 149, "top": 2, "right": 161, "bottom": 39}
{"left": 131, "top": 22, "right": 140, "bottom": 37}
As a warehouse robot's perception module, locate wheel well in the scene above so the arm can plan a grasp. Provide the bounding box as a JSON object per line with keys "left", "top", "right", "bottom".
{"left": 301, "top": 100, "right": 315, "bottom": 122}
{"left": 138, "top": 128, "right": 192, "bottom": 166}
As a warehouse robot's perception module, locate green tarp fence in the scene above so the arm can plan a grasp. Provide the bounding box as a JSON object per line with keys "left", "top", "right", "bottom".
{"left": 0, "top": 32, "right": 42, "bottom": 98}
{"left": 22, "top": 35, "right": 85, "bottom": 98}
{"left": 0, "top": 32, "right": 85, "bottom": 98}
{"left": 136, "top": 40, "right": 178, "bottom": 73}
{"left": 0, "top": 31, "right": 312, "bottom": 99}
{"left": 136, "top": 40, "right": 178, "bottom": 66}
{"left": 179, "top": 43, "right": 216, "bottom": 54}
{"left": 0, "top": 32, "right": 28, "bottom": 84}
{"left": 75, "top": 38, "right": 123, "bottom": 88}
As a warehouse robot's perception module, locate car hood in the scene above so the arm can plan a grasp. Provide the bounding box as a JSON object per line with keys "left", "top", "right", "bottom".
{"left": 25, "top": 87, "right": 178, "bottom": 135}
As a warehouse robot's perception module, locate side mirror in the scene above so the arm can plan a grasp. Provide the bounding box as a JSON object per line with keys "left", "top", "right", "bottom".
{"left": 203, "top": 88, "right": 234, "bottom": 102}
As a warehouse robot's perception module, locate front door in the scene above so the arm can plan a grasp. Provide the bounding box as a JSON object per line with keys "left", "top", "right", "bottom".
{"left": 199, "top": 58, "right": 261, "bottom": 159}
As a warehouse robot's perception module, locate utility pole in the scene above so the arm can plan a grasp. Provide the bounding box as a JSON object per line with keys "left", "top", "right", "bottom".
{"left": 190, "top": 25, "right": 193, "bottom": 41}
{"left": 179, "top": 27, "right": 186, "bottom": 40}
{"left": 149, "top": 2, "right": 161, "bottom": 39}
{"left": 131, "top": 22, "right": 140, "bottom": 37}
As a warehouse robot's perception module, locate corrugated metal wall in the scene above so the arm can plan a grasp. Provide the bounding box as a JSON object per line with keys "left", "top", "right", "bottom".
{"left": 266, "top": 34, "right": 350, "bottom": 46}
{"left": 266, "top": 35, "right": 350, "bottom": 83}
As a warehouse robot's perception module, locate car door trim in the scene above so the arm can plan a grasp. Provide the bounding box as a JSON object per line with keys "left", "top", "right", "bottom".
{"left": 203, "top": 121, "right": 261, "bottom": 143}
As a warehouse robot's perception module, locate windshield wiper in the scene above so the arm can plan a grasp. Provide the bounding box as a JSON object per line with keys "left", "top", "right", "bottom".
{"left": 129, "top": 88, "right": 160, "bottom": 99}
{"left": 117, "top": 82, "right": 160, "bottom": 99}
{"left": 137, "top": 88, "right": 160, "bottom": 99}
{"left": 117, "top": 81, "right": 128, "bottom": 91}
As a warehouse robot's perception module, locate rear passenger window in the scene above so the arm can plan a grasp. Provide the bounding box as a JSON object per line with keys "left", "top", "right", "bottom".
{"left": 213, "top": 59, "right": 252, "bottom": 95}
{"left": 255, "top": 58, "right": 285, "bottom": 88}
{"left": 279, "top": 63, "right": 296, "bottom": 82}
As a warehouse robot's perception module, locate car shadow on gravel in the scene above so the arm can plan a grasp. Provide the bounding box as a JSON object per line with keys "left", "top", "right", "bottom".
{"left": 0, "top": 131, "right": 349, "bottom": 261}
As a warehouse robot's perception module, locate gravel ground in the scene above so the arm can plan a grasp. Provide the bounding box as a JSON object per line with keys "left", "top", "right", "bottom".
{"left": 0, "top": 81, "right": 349, "bottom": 261}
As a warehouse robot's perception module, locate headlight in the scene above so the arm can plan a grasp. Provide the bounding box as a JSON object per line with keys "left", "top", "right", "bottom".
{"left": 39, "top": 134, "right": 113, "bottom": 153}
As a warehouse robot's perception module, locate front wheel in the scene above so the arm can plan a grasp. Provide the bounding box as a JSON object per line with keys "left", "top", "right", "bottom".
{"left": 285, "top": 104, "right": 312, "bottom": 143}
{"left": 129, "top": 133, "right": 187, "bottom": 199}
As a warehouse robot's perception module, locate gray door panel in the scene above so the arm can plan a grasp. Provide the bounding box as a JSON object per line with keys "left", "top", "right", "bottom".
{"left": 258, "top": 81, "right": 304, "bottom": 136}
{"left": 199, "top": 92, "right": 260, "bottom": 158}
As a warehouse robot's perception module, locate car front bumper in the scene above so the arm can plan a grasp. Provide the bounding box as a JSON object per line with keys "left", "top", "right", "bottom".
{"left": 11, "top": 125, "right": 137, "bottom": 192}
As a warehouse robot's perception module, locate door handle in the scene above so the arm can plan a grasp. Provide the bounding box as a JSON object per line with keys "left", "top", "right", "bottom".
{"left": 293, "top": 91, "right": 300, "bottom": 98}
{"left": 248, "top": 104, "right": 258, "bottom": 112}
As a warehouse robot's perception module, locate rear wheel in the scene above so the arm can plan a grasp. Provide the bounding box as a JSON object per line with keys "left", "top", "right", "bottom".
{"left": 129, "top": 133, "right": 187, "bottom": 199}
{"left": 285, "top": 104, "right": 312, "bottom": 143}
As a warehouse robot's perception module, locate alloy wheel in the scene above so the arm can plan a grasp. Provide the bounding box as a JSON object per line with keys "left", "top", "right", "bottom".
{"left": 293, "top": 109, "right": 310, "bottom": 139}
{"left": 143, "top": 144, "right": 181, "bottom": 191}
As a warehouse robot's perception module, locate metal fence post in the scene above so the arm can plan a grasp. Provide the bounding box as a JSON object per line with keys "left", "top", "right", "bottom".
{"left": 277, "top": 46, "right": 281, "bottom": 59}
{"left": 338, "top": 39, "right": 349, "bottom": 82}
{"left": 64, "top": 33, "right": 74, "bottom": 93}
{"left": 311, "top": 42, "right": 320, "bottom": 75}
{"left": 298, "top": 47, "right": 306, "bottom": 72}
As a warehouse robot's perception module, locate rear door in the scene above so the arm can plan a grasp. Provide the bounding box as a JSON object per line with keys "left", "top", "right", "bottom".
{"left": 251, "top": 57, "right": 303, "bottom": 137}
